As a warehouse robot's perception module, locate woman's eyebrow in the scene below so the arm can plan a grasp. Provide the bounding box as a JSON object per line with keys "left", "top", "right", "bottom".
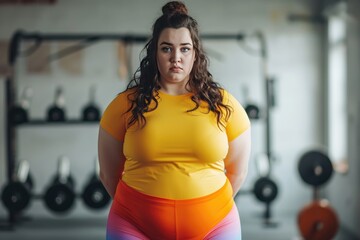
{"left": 159, "top": 41, "right": 192, "bottom": 46}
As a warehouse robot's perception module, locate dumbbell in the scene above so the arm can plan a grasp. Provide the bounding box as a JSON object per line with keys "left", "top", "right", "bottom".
{"left": 9, "top": 87, "right": 33, "bottom": 124}
{"left": 81, "top": 158, "right": 110, "bottom": 209}
{"left": 47, "top": 86, "right": 66, "bottom": 122}
{"left": 1, "top": 160, "right": 34, "bottom": 212}
{"left": 43, "top": 156, "right": 76, "bottom": 214}
{"left": 82, "top": 85, "right": 101, "bottom": 122}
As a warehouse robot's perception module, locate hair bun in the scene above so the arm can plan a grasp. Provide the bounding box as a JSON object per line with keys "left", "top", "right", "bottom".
{"left": 162, "top": 1, "right": 188, "bottom": 15}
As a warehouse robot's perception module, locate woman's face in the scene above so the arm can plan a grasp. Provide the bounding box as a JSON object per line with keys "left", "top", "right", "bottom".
{"left": 156, "top": 27, "right": 196, "bottom": 88}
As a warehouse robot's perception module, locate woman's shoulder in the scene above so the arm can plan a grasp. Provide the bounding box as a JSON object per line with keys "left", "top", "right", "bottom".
{"left": 220, "top": 88, "right": 238, "bottom": 105}
{"left": 112, "top": 87, "right": 137, "bottom": 102}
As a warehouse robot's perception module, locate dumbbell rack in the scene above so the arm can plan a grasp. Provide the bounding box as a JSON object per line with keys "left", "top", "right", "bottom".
{"left": 2, "top": 30, "right": 247, "bottom": 230}
{"left": 2, "top": 30, "right": 146, "bottom": 230}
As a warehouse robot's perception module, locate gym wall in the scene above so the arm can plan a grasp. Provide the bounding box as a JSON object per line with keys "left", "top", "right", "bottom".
{"left": 0, "top": 0, "right": 358, "bottom": 238}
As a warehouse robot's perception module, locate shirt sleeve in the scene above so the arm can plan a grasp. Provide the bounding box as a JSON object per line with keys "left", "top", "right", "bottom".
{"left": 99, "top": 92, "right": 129, "bottom": 142}
{"left": 223, "top": 90, "right": 251, "bottom": 142}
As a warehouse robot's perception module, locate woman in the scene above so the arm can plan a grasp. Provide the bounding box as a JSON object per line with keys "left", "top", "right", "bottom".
{"left": 98, "top": 1, "right": 251, "bottom": 239}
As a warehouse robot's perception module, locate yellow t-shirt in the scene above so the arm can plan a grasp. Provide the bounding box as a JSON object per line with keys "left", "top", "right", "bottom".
{"left": 100, "top": 89, "right": 250, "bottom": 200}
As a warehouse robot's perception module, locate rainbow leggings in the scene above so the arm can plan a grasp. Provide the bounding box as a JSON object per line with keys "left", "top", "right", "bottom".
{"left": 106, "top": 180, "right": 241, "bottom": 240}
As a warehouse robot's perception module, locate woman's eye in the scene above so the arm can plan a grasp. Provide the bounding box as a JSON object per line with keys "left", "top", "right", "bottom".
{"left": 181, "top": 47, "right": 190, "bottom": 52}
{"left": 161, "top": 47, "right": 171, "bottom": 52}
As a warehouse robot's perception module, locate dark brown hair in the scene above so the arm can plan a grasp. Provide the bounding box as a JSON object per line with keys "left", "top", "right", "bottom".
{"left": 125, "top": 1, "right": 232, "bottom": 129}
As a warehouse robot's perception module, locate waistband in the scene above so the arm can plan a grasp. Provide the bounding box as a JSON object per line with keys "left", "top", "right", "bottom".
{"left": 115, "top": 178, "right": 233, "bottom": 205}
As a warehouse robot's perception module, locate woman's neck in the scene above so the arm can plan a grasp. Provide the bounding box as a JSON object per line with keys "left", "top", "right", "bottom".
{"left": 158, "top": 82, "right": 190, "bottom": 96}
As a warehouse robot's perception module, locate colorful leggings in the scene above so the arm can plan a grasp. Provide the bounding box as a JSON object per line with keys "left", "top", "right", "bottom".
{"left": 106, "top": 180, "right": 241, "bottom": 240}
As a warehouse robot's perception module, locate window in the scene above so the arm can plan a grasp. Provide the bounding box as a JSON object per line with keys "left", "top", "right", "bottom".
{"left": 326, "top": 3, "right": 348, "bottom": 171}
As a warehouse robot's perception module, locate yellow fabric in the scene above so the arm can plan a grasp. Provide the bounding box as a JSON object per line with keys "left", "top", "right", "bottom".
{"left": 100, "top": 89, "right": 250, "bottom": 199}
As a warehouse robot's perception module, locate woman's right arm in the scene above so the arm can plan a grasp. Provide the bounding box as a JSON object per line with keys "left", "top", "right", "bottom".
{"left": 98, "top": 126, "right": 126, "bottom": 198}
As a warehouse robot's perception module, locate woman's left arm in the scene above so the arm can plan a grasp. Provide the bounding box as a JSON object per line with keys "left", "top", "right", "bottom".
{"left": 224, "top": 127, "right": 251, "bottom": 197}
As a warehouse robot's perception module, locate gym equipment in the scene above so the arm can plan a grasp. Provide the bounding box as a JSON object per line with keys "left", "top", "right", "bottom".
{"left": 298, "top": 150, "right": 333, "bottom": 187}
{"left": 47, "top": 86, "right": 66, "bottom": 122}
{"left": 298, "top": 200, "right": 339, "bottom": 240}
{"left": 245, "top": 104, "right": 260, "bottom": 119}
{"left": 9, "top": 87, "right": 33, "bottom": 124}
{"left": 1, "top": 160, "right": 33, "bottom": 212}
{"left": 253, "top": 176, "right": 279, "bottom": 227}
{"left": 81, "top": 159, "right": 110, "bottom": 209}
{"left": 43, "top": 156, "right": 76, "bottom": 214}
{"left": 82, "top": 85, "right": 101, "bottom": 122}
{"left": 241, "top": 85, "right": 261, "bottom": 120}
{"left": 236, "top": 175, "right": 279, "bottom": 227}
{"left": 253, "top": 177, "right": 278, "bottom": 204}
{"left": 297, "top": 150, "right": 339, "bottom": 240}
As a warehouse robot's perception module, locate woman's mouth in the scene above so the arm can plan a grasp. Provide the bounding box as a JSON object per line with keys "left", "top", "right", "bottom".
{"left": 170, "top": 66, "right": 182, "bottom": 72}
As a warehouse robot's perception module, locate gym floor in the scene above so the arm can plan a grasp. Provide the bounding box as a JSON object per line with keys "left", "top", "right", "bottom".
{"left": 0, "top": 210, "right": 357, "bottom": 240}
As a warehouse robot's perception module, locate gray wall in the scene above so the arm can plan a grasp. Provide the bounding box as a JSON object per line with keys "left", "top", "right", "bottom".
{"left": 0, "top": 0, "right": 357, "bottom": 238}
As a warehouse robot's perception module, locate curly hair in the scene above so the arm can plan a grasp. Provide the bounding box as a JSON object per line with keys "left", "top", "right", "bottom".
{"left": 125, "top": 1, "right": 232, "bottom": 129}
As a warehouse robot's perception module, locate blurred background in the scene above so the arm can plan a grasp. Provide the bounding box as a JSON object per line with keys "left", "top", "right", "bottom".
{"left": 0, "top": 0, "right": 359, "bottom": 239}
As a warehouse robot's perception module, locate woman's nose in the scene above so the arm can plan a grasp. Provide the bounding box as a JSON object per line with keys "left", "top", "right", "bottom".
{"left": 171, "top": 50, "right": 181, "bottom": 63}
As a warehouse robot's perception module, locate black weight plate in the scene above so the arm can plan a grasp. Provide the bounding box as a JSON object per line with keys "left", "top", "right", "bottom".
{"left": 298, "top": 151, "right": 333, "bottom": 186}
{"left": 10, "top": 106, "right": 28, "bottom": 124}
{"left": 47, "top": 106, "right": 66, "bottom": 122}
{"left": 1, "top": 182, "right": 31, "bottom": 212}
{"left": 245, "top": 104, "right": 260, "bottom": 119}
{"left": 82, "top": 181, "right": 110, "bottom": 209}
{"left": 254, "top": 177, "right": 278, "bottom": 203}
{"left": 82, "top": 105, "right": 100, "bottom": 121}
{"left": 44, "top": 184, "right": 75, "bottom": 213}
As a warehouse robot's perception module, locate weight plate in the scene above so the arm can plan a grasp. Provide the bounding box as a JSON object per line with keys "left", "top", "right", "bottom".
{"left": 44, "top": 184, "right": 75, "bottom": 213}
{"left": 82, "top": 105, "right": 100, "bottom": 121}
{"left": 253, "top": 177, "right": 278, "bottom": 203}
{"left": 82, "top": 181, "right": 110, "bottom": 209}
{"left": 10, "top": 106, "right": 28, "bottom": 124}
{"left": 1, "top": 182, "right": 31, "bottom": 212}
{"left": 298, "top": 151, "right": 333, "bottom": 186}
{"left": 245, "top": 104, "right": 260, "bottom": 119}
{"left": 298, "top": 200, "right": 339, "bottom": 240}
{"left": 47, "top": 106, "right": 66, "bottom": 122}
